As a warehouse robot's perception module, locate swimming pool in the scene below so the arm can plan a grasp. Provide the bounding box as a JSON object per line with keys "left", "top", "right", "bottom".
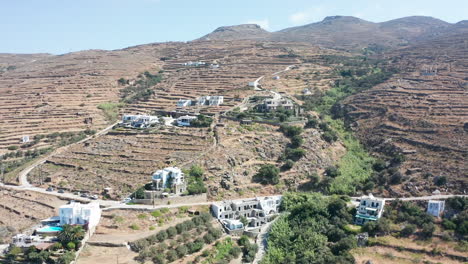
{"left": 37, "top": 226, "right": 63, "bottom": 233}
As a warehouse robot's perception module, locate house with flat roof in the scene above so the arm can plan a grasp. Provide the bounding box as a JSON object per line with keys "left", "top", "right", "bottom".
{"left": 354, "top": 193, "right": 385, "bottom": 225}
{"left": 177, "top": 99, "right": 192, "bottom": 107}
{"left": 177, "top": 115, "right": 197, "bottom": 126}
{"left": 152, "top": 167, "right": 187, "bottom": 194}
{"left": 427, "top": 200, "right": 445, "bottom": 217}
{"left": 59, "top": 201, "right": 101, "bottom": 228}
{"left": 211, "top": 196, "right": 282, "bottom": 230}
{"left": 121, "top": 114, "right": 159, "bottom": 128}
{"left": 258, "top": 97, "right": 294, "bottom": 112}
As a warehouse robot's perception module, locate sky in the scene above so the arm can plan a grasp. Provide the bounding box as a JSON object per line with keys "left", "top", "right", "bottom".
{"left": 1, "top": 0, "right": 467, "bottom": 54}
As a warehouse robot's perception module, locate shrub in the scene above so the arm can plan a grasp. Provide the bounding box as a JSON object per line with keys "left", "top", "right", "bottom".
{"left": 176, "top": 223, "right": 187, "bottom": 234}
{"left": 254, "top": 164, "right": 280, "bottom": 185}
{"left": 176, "top": 245, "right": 188, "bottom": 257}
{"left": 56, "top": 251, "right": 76, "bottom": 264}
{"left": 165, "top": 249, "right": 178, "bottom": 262}
{"left": 156, "top": 230, "right": 168, "bottom": 242}
{"left": 130, "top": 223, "right": 140, "bottom": 230}
{"left": 434, "top": 176, "right": 447, "bottom": 186}
{"left": 151, "top": 210, "right": 162, "bottom": 218}
{"left": 282, "top": 159, "right": 295, "bottom": 170}
{"left": 138, "top": 213, "right": 147, "bottom": 219}
{"left": 237, "top": 235, "right": 250, "bottom": 247}
{"left": 420, "top": 223, "right": 435, "bottom": 238}
{"left": 279, "top": 125, "right": 303, "bottom": 137}
{"left": 325, "top": 166, "right": 339, "bottom": 178}
{"left": 400, "top": 224, "right": 416, "bottom": 237}
{"left": 285, "top": 147, "right": 306, "bottom": 161}
{"left": 167, "top": 226, "right": 177, "bottom": 238}
{"left": 66, "top": 241, "right": 76, "bottom": 250}
{"left": 7, "top": 146, "right": 18, "bottom": 151}
{"left": 290, "top": 135, "right": 303, "bottom": 148}
{"left": 229, "top": 246, "right": 242, "bottom": 258}
{"left": 203, "top": 233, "right": 215, "bottom": 244}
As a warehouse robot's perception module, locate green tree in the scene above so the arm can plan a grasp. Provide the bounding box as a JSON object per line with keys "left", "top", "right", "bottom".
{"left": 58, "top": 225, "right": 85, "bottom": 245}
{"left": 254, "top": 164, "right": 280, "bottom": 185}
{"left": 400, "top": 224, "right": 416, "bottom": 237}
{"left": 57, "top": 251, "right": 76, "bottom": 264}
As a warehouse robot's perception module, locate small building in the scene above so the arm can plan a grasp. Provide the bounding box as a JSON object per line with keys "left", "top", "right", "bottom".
{"left": 177, "top": 99, "right": 192, "bottom": 107}
{"left": 184, "top": 61, "right": 206, "bottom": 67}
{"left": 121, "top": 114, "right": 159, "bottom": 128}
{"left": 258, "top": 97, "right": 294, "bottom": 112}
{"left": 248, "top": 80, "right": 259, "bottom": 88}
{"left": 210, "top": 64, "right": 220, "bottom": 69}
{"left": 59, "top": 201, "right": 101, "bottom": 228}
{"left": 21, "top": 136, "right": 30, "bottom": 143}
{"left": 273, "top": 76, "right": 280, "bottom": 80}
{"left": 132, "top": 115, "right": 159, "bottom": 128}
{"left": 208, "top": 96, "right": 224, "bottom": 106}
{"left": 302, "top": 88, "right": 312, "bottom": 95}
{"left": 427, "top": 200, "right": 445, "bottom": 217}
{"left": 152, "top": 167, "right": 187, "bottom": 194}
{"left": 177, "top": 115, "right": 197, "bottom": 126}
{"left": 196, "top": 96, "right": 224, "bottom": 106}
{"left": 354, "top": 193, "right": 385, "bottom": 225}
{"left": 122, "top": 114, "right": 141, "bottom": 124}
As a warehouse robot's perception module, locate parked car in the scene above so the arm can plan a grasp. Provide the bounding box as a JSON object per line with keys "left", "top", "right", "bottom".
{"left": 90, "top": 195, "right": 98, "bottom": 200}
{"left": 80, "top": 193, "right": 89, "bottom": 198}
{"left": 46, "top": 187, "right": 54, "bottom": 192}
{"left": 122, "top": 197, "right": 132, "bottom": 203}
{"left": 58, "top": 189, "right": 65, "bottom": 194}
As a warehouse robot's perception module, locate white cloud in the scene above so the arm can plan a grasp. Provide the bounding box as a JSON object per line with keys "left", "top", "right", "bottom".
{"left": 290, "top": 12, "right": 311, "bottom": 25}
{"left": 246, "top": 19, "right": 270, "bottom": 30}
{"left": 289, "top": 8, "right": 324, "bottom": 25}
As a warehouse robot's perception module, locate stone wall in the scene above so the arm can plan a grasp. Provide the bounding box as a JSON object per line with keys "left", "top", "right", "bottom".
{"left": 133, "top": 193, "right": 207, "bottom": 205}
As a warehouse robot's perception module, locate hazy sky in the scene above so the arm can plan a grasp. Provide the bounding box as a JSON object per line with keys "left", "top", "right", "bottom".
{"left": 1, "top": 0, "right": 466, "bottom": 54}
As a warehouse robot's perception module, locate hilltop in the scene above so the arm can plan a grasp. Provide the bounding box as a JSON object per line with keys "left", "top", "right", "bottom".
{"left": 197, "top": 16, "right": 460, "bottom": 51}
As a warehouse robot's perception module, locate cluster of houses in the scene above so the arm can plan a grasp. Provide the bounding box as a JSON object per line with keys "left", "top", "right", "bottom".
{"left": 121, "top": 114, "right": 160, "bottom": 128}
{"left": 354, "top": 193, "right": 447, "bottom": 225}
{"left": 182, "top": 61, "right": 220, "bottom": 69}
{"left": 211, "top": 196, "right": 282, "bottom": 234}
{"left": 177, "top": 95, "right": 224, "bottom": 108}
{"left": 11, "top": 201, "right": 101, "bottom": 250}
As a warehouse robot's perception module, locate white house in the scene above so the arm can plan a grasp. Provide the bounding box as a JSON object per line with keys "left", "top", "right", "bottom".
{"left": 208, "top": 96, "right": 224, "bottom": 106}
{"left": 177, "top": 115, "right": 197, "bottom": 126}
{"left": 427, "top": 200, "right": 445, "bottom": 217}
{"left": 122, "top": 114, "right": 141, "bottom": 124}
{"left": 259, "top": 97, "right": 294, "bottom": 112}
{"left": 152, "top": 167, "right": 186, "bottom": 194}
{"left": 302, "top": 88, "right": 312, "bottom": 95}
{"left": 248, "top": 80, "right": 259, "bottom": 88}
{"left": 355, "top": 193, "right": 385, "bottom": 225}
{"left": 132, "top": 115, "right": 159, "bottom": 128}
{"left": 121, "top": 114, "right": 159, "bottom": 128}
{"left": 273, "top": 76, "right": 280, "bottom": 80}
{"left": 211, "top": 196, "right": 282, "bottom": 220}
{"left": 177, "top": 99, "right": 192, "bottom": 107}
{"left": 59, "top": 201, "right": 101, "bottom": 228}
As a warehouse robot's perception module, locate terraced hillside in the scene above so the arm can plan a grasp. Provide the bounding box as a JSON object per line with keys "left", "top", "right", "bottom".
{"left": 0, "top": 47, "right": 167, "bottom": 154}
{"left": 125, "top": 41, "right": 302, "bottom": 115}
{"left": 0, "top": 188, "right": 67, "bottom": 242}
{"left": 25, "top": 41, "right": 346, "bottom": 198}
{"left": 29, "top": 126, "right": 213, "bottom": 198}
{"left": 344, "top": 29, "right": 468, "bottom": 195}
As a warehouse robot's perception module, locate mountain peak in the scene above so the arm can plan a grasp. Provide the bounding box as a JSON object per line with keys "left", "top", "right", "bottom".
{"left": 195, "top": 24, "right": 270, "bottom": 41}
